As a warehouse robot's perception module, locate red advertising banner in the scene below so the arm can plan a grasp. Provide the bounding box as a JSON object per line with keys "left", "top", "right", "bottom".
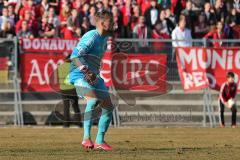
{"left": 20, "top": 38, "right": 78, "bottom": 92}
{"left": 20, "top": 53, "right": 66, "bottom": 92}
{"left": 176, "top": 47, "right": 240, "bottom": 91}
{"left": 101, "top": 52, "right": 167, "bottom": 92}
{"left": 20, "top": 38, "right": 168, "bottom": 93}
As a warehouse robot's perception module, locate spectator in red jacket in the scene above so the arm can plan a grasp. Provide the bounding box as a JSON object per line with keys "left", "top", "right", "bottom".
{"left": 121, "top": 0, "right": 131, "bottom": 27}
{"left": 19, "top": 0, "right": 36, "bottom": 20}
{"left": 60, "top": 0, "right": 71, "bottom": 12}
{"left": 17, "top": 20, "right": 34, "bottom": 38}
{"left": 59, "top": 3, "right": 71, "bottom": 28}
{"left": 219, "top": 72, "right": 238, "bottom": 128}
{"left": 15, "top": 0, "right": 26, "bottom": 16}
{"left": 63, "top": 8, "right": 81, "bottom": 38}
{"left": 171, "top": 0, "right": 178, "bottom": 14}
{"left": 63, "top": 21, "right": 77, "bottom": 39}
{"left": 204, "top": 21, "right": 226, "bottom": 47}
{"left": 15, "top": 10, "right": 37, "bottom": 36}
{"left": 35, "top": 0, "right": 50, "bottom": 19}
{"left": 152, "top": 22, "right": 170, "bottom": 52}
{"left": 137, "top": 0, "right": 151, "bottom": 15}
{"left": 120, "top": 0, "right": 132, "bottom": 37}
{"left": 72, "top": 0, "right": 82, "bottom": 12}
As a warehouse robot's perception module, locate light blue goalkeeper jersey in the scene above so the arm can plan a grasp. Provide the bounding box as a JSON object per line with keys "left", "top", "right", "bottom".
{"left": 69, "top": 29, "right": 108, "bottom": 84}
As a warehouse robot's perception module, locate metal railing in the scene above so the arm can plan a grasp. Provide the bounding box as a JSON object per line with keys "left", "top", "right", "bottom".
{"left": 0, "top": 37, "right": 23, "bottom": 126}
{"left": 1, "top": 37, "right": 240, "bottom": 127}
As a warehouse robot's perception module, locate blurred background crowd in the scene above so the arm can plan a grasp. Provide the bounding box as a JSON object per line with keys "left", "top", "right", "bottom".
{"left": 0, "top": 0, "right": 239, "bottom": 41}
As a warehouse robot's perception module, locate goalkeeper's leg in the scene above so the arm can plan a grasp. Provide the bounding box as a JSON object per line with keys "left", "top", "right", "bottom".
{"left": 95, "top": 96, "right": 113, "bottom": 150}
{"left": 93, "top": 78, "right": 114, "bottom": 150}
{"left": 96, "top": 97, "right": 113, "bottom": 142}
{"left": 83, "top": 96, "right": 98, "bottom": 140}
{"left": 74, "top": 78, "right": 97, "bottom": 148}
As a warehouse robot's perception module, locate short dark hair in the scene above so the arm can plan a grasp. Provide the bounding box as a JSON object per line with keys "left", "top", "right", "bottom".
{"left": 95, "top": 10, "right": 113, "bottom": 22}
{"left": 227, "top": 72, "right": 235, "bottom": 78}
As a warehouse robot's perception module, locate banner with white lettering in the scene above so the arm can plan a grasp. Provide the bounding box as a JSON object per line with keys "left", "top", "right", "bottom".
{"left": 176, "top": 47, "right": 240, "bottom": 91}
{"left": 20, "top": 53, "right": 65, "bottom": 92}
{"left": 101, "top": 52, "right": 168, "bottom": 92}
{"left": 21, "top": 38, "right": 78, "bottom": 52}
{"left": 20, "top": 38, "right": 168, "bottom": 92}
{"left": 20, "top": 38, "right": 77, "bottom": 92}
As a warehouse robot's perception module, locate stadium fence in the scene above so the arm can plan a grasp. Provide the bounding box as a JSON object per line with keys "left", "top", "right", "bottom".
{"left": 0, "top": 37, "right": 239, "bottom": 127}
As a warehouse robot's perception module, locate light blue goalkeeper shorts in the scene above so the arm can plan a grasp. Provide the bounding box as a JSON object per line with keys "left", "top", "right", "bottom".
{"left": 73, "top": 75, "right": 109, "bottom": 100}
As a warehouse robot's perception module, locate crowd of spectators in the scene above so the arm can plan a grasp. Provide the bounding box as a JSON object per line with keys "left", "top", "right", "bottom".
{"left": 0, "top": 0, "right": 239, "bottom": 45}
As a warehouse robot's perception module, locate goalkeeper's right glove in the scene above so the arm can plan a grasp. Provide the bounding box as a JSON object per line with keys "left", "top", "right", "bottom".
{"left": 79, "top": 65, "right": 97, "bottom": 86}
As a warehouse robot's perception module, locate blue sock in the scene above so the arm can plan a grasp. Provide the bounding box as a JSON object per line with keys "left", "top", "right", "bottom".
{"left": 96, "top": 107, "right": 113, "bottom": 144}
{"left": 83, "top": 98, "right": 98, "bottom": 140}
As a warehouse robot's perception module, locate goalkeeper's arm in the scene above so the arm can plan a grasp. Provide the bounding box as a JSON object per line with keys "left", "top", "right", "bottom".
{"left": 70, "top": 33, "right": 97, "bottom": 85}
{"left": 71, "top": 58, "right": 86, "bottom": 71}
{"left": 71, "top": 57, "right": 97, "bottom": 85}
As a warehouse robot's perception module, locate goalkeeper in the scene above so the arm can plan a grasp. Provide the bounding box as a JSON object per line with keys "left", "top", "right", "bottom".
{"left": 219, "top": 72, "right": 238, "bottom": 128}
{"left": 68, "top": 10, "right": 114, "bottom": 151}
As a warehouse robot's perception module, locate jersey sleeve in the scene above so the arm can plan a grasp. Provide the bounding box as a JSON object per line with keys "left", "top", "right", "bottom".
{"left": 70, "top": 31, "right": 98, "bottom": 59}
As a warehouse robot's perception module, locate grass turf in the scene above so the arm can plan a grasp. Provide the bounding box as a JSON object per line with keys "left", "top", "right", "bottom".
{"left": 0, "top": 127, "right": 240, "bottom": 160}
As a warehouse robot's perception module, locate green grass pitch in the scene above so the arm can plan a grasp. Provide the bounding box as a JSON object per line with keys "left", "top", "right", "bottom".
{"left": 0, "top": 127, "right": 240, "bottom": 160}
